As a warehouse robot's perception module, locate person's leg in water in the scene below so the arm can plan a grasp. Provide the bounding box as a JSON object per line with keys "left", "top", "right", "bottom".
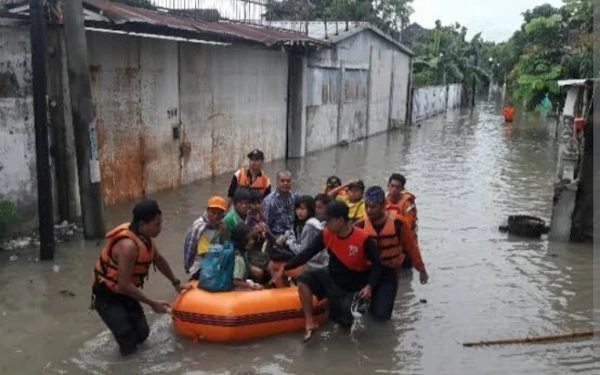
{"left": 128, "top": 299, "right": 150, "bottom": 347}
{"left": 369, "top": 272, "right": 399, "bottom": 322}
{"left": 296, "top": 268, "right": 329, "bottom": 342}
{"left": 94, "top": 287, "right": 148, "bottom": 356}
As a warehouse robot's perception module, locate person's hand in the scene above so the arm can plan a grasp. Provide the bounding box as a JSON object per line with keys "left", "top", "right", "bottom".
{"left": 276, "top": 235, "right": 286, "bottom": 246}
{"left": 419, "top": 270, "right": 429, "bottom": 285}
{"left": 174, "top": 280, "right": 192, "bottom": 293}
{"left": 358, "top": 285, "right": 372, "bottom": 300}
{"left": 271, "top": 268, "right": 284, "bottom": 284}
{"left": 150, "top": 300, "right": 171, "bottom": 314}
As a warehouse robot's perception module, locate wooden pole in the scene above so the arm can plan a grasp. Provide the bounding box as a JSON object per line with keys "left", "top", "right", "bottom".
{"left": 62, "top": 0, "right": 106, "bottom": 238}
{"left": 463, "top": 330, "right": 597, "bottom": 348}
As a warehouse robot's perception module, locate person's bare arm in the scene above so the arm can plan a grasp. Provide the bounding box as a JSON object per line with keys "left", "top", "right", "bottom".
{"left": 114, "top": 239, "right": 160, "bottom": 307}
{"left": 327, "top": 179, "right": 357, "bottom": 198}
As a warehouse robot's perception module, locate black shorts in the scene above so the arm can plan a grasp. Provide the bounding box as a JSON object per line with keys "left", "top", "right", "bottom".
{"left": 92, "top": 282, "right": 150, "bottom": 356}
{"left": 297, "top": 267, "right": 331, "bottom": 300}
{"left": 297, "top": 268, "right": 355, "bottom": 328}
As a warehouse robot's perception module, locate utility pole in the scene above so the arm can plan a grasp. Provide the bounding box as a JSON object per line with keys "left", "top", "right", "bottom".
{"left": 62, "top": 0, "right": 106, "bottom": 238}
{"left": 471, "top": 50, "right": 479, "bottom": 108}
{"left": 30, "top": 0, "right": 55, "bottom": 260}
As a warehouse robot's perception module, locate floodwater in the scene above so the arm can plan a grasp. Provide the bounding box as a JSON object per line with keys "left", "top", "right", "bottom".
{"left": 0, "top": 101, "right": 597, "bottom": 375}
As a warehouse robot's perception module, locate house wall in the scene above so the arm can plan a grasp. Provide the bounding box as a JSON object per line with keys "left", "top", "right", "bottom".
{"left": 411, "top": 84, "right": 463, "bottom": 123}
{"left": 295, "top": 29, "right": 412, "bottom": 156}
{"left": 86, "top": 32, "right": 288, "bottom": 205}
{"left": 179, "top": 43, "right": 288, "bottom": 185}
{"left": 0, "top": 23, "right": 37, "bottom": 234}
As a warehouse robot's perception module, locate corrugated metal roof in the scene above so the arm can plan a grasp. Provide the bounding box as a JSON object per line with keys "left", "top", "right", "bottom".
{"left": 0, "top": 0, "right": 26, "bottom": 6}
{"left": 263, "top": 20, "right": 413, "bottom": 55}
{"left": 82, "top": 0, "right": 327, "bottom": 47}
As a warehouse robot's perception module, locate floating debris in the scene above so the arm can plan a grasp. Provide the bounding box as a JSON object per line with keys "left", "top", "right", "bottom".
{"left": 58, "top": 290, "right": 76, "bottom": 297}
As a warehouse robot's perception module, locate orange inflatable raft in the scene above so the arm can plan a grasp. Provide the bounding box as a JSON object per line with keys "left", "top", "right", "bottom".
{"left": 171, "top": 281, "right": 328, "bottom": 343}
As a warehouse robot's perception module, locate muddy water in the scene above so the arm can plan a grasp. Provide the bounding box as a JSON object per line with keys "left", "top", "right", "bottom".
{"left": 0, "top": 101, "right": 597, "bottom": 375}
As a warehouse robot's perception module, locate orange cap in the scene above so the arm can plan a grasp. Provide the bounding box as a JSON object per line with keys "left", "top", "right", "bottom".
{"left": 207, "top": 196, "right": 227, "bottom": 211}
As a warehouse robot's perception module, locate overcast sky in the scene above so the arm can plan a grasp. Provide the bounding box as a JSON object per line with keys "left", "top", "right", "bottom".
{"left": 152, "top": 0, "right": 565, "bottom": 43}
{"left": 411, "top": 0, "right": 564, "bottom": 42}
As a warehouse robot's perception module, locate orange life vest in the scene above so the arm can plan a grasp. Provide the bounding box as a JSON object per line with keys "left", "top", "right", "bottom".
{"left": 503, "top": 106, "right": 515, "bottom": 122}
{"left": 386, "top": 192, "right": 416, "bottom": 218}
{"left": 235, "top": 168, "right": 270, "bottom": 195}
{"left": 362, "top": 214, "right": 405, "bottom": 268}
{"left": 322, "top": 227, "right": 370, "bottom": 272}
{"left": 93, "top": 223, "right": 156, "bottom": 292}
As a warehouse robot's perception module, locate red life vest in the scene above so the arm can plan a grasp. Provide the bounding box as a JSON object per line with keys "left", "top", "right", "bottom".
{"left": 322, "top": 227, "right": 370, "bottom": 271}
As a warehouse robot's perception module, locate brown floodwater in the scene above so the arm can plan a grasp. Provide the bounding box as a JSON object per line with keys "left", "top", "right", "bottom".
{"left": 0, "top": 101, "right": 597, "bottom": 375}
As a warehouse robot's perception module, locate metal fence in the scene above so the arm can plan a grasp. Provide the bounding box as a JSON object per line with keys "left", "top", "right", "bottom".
{"left": 150, "top": 0, "right": 267, "bottom": 22}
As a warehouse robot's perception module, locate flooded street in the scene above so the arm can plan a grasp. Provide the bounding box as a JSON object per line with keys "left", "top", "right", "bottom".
{"left": 0, "top": 101, "right": 596, "bottom": 375}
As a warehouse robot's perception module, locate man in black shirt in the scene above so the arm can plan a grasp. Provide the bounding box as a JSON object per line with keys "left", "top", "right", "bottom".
{"left": 277, "top": 201, "right": 382, "bottom": 342}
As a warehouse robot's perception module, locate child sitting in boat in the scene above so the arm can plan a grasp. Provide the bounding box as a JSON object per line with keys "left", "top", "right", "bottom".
{"left": 183, "top": 196, "right": 228, "bottom": 278}
{"left": 270, "top": 195, "right": 329, "bottom": 287}
{"left": 231, "top": 223, "right": 265, "bottom": 291}
{"left": 324, "top": 176, "right": 348, "bottom": 199}
{"left": 328, "top": 179, "right": 366, "bottom": 224}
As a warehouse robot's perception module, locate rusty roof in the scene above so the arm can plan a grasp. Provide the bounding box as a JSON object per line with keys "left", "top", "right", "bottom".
{"left": 82, "top": 0, "right": 327, "bottom": 48}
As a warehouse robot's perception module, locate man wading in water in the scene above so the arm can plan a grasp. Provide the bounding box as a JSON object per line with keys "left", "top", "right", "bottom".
{"left": 276, "top": 201, "right": 382, "bottom": 342}
{"left": 355, "top": 186, "right": 428, "bottom": 321}
{"left": 91, "top": 200, "right": 187, "bottom": 355}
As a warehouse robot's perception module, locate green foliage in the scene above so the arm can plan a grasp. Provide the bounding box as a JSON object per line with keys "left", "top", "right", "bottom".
{"left": 0, "top": 200, "right": 19, "bottom": 239}
{"left": 410, "top": 21, "right": 491, "bottom": 88}
{"left": 490, "top": 0, "right": 593, "bottom": 108}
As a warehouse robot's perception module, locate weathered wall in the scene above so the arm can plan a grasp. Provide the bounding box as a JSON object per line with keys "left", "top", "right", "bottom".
{"left": 367, "top": 47, "right": 393, "bottom": 136}
{"left": 340, "top": 69, "right": 368, "bottom": 142}
{"left": 447, "top": 84, "right": 462, "bottom": 109}
{"left": 86, "top": 32, "right": 288, "bottom": 205}
{"left": 296, "top": 29, "right": 411, "bottom": 156}
{"left": 0, "top": 23, "right": 36, "bottom": 234}
{"left": 390, "top": 51, "right": 411, "bottom": 128}
{"left": 412, "top": 84, "right": 463, "bottom": 123}
{"left": 87, "top": 32, "right": 146, "bottom": 205}
{"left": 179, "top": 43, "right": 288, "bottom": 184}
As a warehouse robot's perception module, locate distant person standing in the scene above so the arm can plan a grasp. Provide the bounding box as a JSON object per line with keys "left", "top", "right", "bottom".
{"left": 503, "top": 102, "right": 515, "bottom": 122}
{"left": 227, "top": 149, "right": 272, "bottom": 210}
{"left": 92, "top": 200, "right": 186, "bottom": 356}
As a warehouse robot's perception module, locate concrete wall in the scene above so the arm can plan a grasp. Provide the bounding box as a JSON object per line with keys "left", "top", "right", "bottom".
{"left": 297, "top": 29, "right": 411, "bottom": 156}
{"left": 179, "top": 43, "right": 288, "bottom": 184}
{"left": 411, "top": 84, "right": 462, "bottom": 123}
{"left": 86, "top": 32, "right": 288, "bottom": 205}
{"left": 0, "top": 23, "right": 37, "bottom": 234}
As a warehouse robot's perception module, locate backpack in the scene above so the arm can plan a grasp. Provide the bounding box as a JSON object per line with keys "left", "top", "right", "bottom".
{"left": 199, "top": 242, "right": 235, "bottom": 292}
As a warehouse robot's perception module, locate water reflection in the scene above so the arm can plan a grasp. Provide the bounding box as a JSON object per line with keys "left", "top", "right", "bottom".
{"left": 0, "top": 101, "right": 596, "bottom": 375}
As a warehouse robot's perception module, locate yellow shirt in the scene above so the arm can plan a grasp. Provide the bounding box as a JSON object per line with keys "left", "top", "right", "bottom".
{"left": 196, "top": 228, "right": 218, "bottom": 255}
{"left": 337, "top": 196, "right": 366, "bottom": 222}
